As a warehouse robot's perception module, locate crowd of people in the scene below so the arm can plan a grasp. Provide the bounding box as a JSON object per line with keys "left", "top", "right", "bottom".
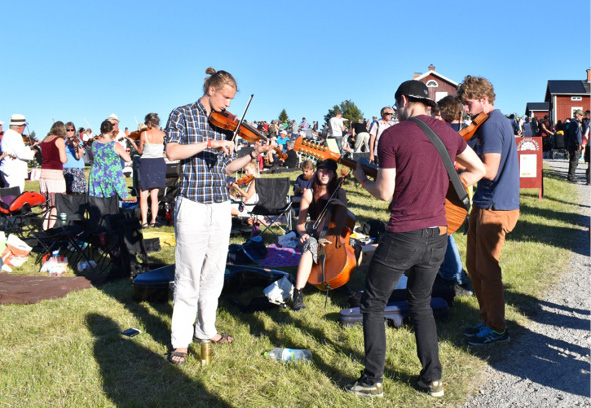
{"left": 0, "top": 64, "right": 588, "bottom": 401}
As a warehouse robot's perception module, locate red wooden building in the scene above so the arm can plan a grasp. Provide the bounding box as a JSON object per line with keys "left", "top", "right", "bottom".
{"left": 413, "top": 65, "right": 458, "bottom": 102}
{"left": 545, "top": 69, "right": 590, "bottom": 123}
{"left": 524, "top": 102, "right": 549, "bottom": 120}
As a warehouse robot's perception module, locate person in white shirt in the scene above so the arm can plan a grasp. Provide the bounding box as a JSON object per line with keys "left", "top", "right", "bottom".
{"left": 368, "top": 107, "right": 395, "bottom": 164}
{"left": 329, "top": 111, "right": 347, "bottom": 153}
{"left": 0, "top": 114, "right": 38, "bottom": 193}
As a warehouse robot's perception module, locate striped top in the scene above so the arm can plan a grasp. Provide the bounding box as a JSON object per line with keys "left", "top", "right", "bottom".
{"left": 164, "top": 100, "right": 234, "bottom": 203}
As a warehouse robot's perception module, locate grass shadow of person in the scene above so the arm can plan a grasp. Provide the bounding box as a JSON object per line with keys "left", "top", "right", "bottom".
{"left": 86, "top": 313, "right": 233, "bottom": 407}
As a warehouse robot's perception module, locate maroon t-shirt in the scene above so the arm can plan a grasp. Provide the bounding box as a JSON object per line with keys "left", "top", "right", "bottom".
{"left": 378, "top": 115, "right": 467, "bottom": 233}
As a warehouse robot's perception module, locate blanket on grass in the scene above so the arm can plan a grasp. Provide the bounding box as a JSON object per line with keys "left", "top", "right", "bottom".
{"left": 0, "top": 273, "right": 92, "bottom": 304}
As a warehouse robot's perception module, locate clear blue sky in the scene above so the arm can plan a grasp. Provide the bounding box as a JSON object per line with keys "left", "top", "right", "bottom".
{"left": 1, "top": 0, "right": 589, "bottom": 136}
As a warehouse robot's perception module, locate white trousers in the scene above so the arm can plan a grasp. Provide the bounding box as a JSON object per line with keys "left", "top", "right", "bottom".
{"left": 170, "top": 197, "right": 231, "bottom": 349}
{"left": 354, "top": 132, "right": 370, "bottom": 153}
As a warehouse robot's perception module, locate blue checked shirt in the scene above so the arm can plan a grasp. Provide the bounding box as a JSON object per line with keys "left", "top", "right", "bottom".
{"left": 164, "top": 100, "right": 234, "bottom": 204}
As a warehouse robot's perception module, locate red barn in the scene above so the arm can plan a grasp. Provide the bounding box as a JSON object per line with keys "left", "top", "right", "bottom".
{"left": 545, "top": 69, "right": 590, "bottom": 123}
{"left": 413, "top": 65, "right": 458, "bottom": 102}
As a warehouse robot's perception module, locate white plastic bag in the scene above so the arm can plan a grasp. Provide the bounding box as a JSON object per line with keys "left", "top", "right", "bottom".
{"left": 263, "top": 275, "right": 294, "bottom": 306}
{"left": 1, "top": 234, "right": 32, "bottom": 267}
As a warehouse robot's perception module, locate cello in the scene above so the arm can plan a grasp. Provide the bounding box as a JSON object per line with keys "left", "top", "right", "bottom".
{"left": 307, "top": 173, "right": 357, "bottom": 292}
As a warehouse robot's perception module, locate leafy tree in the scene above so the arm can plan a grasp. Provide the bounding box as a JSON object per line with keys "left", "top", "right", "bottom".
{"left": 278, "top": 109, "right": 289, "bottom": 124}
{"left": 324, "top": 100, "right": 363, "bottom": 126}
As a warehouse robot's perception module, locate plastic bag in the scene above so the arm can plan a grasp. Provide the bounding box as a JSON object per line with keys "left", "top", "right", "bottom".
{"left": 263, "top": 275, "right": 294, "bottom": 306}
{"left": 1, "top": 234, "right": 32, "bottom": 267}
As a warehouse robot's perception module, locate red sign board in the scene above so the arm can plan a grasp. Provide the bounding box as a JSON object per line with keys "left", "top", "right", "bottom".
{"left": 515, "top": 137, "right": 543, "bottom": 200}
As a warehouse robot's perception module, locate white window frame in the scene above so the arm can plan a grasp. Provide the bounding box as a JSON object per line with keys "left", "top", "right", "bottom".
{"left": 571, "top": 96, "right": 582, "bottom": 101}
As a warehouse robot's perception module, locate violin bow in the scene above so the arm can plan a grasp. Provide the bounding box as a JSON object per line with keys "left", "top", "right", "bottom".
{"left": 232, "top": 94, "right": 254, "bottom": 144}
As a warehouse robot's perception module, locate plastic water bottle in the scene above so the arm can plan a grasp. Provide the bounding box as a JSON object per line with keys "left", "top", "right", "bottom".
{"left": 264, "top": 348, "right": 312, "bottom": 363}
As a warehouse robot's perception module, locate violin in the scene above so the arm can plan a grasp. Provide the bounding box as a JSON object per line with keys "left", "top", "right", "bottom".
{"left": 307, "top": 178, "right": 357, "bottom": 292}
{"left": 209, "top": 110, "right": 267, "bottom": 143}
{"left": 235, "top": 174, "right": 254, "bottom": 186}
{"left": 459, "top": 112, "right": 489, "bottom": 142}
{"left": 128, "top": 130, "right": 142, "bottom": 141}
{"left": 274, "top": 147, "right": 287, "bottom": 160}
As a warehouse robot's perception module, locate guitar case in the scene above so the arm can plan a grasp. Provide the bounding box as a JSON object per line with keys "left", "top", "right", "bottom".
{"left": 339, "top": 297, "right": 449, "bottom": 328}
{"left": 132, "top": 264, "right": 289, "bottom": 302}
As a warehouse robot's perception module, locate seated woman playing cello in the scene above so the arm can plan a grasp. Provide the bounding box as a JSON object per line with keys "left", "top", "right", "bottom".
{"left": 292, "top": 158, "right": 348, "bottom": 311}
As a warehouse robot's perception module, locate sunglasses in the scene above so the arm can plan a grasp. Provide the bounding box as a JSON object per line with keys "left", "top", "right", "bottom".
{"left": 66, "top": 129, "right": 75, "bottom": 131}
{"left": 384, "top": 112, "right": 394, "bottom": 116}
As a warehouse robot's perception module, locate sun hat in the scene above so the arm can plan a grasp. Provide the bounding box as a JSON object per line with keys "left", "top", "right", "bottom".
{"left": 9, "top": 114, "right": 27, "bottom": 126}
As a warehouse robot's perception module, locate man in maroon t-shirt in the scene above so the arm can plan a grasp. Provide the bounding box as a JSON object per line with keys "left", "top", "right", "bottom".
{"left": 347, "top": 80, "right": 485, "bottom": 399}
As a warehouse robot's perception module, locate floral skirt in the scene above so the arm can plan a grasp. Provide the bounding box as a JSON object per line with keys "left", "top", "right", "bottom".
{"left": 63, "top": 168, "right": 87, "bottom": 194}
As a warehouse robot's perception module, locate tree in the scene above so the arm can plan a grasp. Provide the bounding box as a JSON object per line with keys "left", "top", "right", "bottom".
{"left": 324, "top": 100, "right": 363, "bottom": 126}
{"left": 278, "top": 109, "right": 289, "bottom": 124}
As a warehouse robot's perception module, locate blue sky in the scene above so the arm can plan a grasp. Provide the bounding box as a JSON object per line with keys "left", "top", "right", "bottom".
{"left": 1, "top": 0, "right": 589, "bottom": 136}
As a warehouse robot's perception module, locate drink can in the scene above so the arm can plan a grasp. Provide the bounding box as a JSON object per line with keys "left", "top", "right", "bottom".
{"left": 201, "top": 340, "right": 212, "bottom": 366}
{"left": 59, "top": 213, "right": 67, "bottom": 222}
{"left": 99, "top": 232, "right": 106, "bottom": 246}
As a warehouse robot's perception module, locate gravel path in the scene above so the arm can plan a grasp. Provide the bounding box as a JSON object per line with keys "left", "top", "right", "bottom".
{"left": 464, "top": 159, "right": 590, "bottom": 407}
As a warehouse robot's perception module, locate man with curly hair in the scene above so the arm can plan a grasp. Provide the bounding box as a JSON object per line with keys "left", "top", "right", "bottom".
{"left": 456, "top": 75, "right": 520, "bottom": 346}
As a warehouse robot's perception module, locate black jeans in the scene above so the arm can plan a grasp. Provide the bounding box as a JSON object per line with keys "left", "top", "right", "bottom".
{"left": 360, "top": 228, "right": 447, "bottom": 383}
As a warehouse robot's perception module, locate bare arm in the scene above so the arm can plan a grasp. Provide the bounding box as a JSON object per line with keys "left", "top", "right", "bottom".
{"left": 114, "top": 142, "right": 131, "bottom": 162}
{"left": 455, "top": 146, "right": 486, "bottom": 186}
{"left": 479, "top": 152, "right": 501, "bottom": 180}
{"left": 296, "top": 189, "right": 312, "bottom": 242}
{"left": 56, "top": 138, "right": 67, "bottom": 164}
{"left": 353, "top": 164, "right": 396, "bottom": 201}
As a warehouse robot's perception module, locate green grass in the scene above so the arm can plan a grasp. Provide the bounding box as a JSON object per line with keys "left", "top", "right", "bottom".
{"left": 0, "top": 164, "right": 584, "bottom": 407}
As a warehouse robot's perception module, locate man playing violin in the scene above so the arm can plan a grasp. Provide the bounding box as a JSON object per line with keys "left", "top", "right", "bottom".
{"left": 0, "top": 114, "right": 39, "bottom": 193}
{"left": 350, "top": 80, "right": 485, "bottom": 398}
{"left": 164, "top": 67, "right": 272, "bottom": 365}
{"left": 292, "top": 158, "right": 348, "bottom": 310}
{"left": 456, "top": 75, "right": 520, "bottom": 347}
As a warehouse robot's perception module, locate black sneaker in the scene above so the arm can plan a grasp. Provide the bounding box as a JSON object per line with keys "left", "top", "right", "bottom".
{"left": 345, "top": 374, "right": 383, "bottom": 398}
{"left": 467, "top": 327, "right": 510, "bottom": 346}
{"left": 292, "top": 289, "right": 305, "bottom": 311}
{"left": 463, "top": 323, "right": 486, "bottom": 337}
{"left": 417, "top": 377, "right": 444, "bottom": 397}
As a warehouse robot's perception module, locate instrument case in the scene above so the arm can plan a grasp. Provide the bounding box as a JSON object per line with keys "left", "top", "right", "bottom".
{"left": 339, "top": 297, "right": 449, "bottom": 327}
{"left": 132, "top": 264, "right": 289, "bottom": 302}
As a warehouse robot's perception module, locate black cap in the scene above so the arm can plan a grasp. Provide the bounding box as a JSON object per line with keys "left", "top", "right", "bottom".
{"left": 394, "top": 80, "right": 437, "bottom": 108}
{"left": 316, "top": 159, "right": 338, "bottom": 172}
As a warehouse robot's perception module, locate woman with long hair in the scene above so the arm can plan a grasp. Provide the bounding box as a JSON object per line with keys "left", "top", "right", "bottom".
{"left": 126, "top": 113, "right": 166, "bottom": 227}
{"left": 291, "top": 158, "right": 348, "bottom": 310}
{"left": 62, "top": 122, "right": 87, "bottom": 194}
{"left": 39, "top": 121, "right": 67, "bottom": 229}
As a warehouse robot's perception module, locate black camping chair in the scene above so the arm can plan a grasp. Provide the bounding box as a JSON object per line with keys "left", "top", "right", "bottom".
{"left": 31, "top": 193, "right": 92, "bottom": 266}
{"left": 249, "top": 177, "right": 293, "bottom": 238}
{"left": 552, "top": 133, "right": 568, "bottom": 159}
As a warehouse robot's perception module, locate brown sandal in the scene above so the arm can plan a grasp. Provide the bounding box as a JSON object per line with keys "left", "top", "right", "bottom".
{"left": 211, "top": 333, "right": 234, "bottom": 344}
{"left": 168, "top": 350, "right": 188, "bottom": 365}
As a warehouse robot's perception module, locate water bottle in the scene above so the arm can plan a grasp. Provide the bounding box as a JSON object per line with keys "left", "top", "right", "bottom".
{"left": 264, "top": 348, "right": 312, "bottom": 363}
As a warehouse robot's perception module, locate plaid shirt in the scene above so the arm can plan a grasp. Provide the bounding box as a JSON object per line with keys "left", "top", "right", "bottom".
{"left": 164, "top": 100, "right": 234, "bottom": 203}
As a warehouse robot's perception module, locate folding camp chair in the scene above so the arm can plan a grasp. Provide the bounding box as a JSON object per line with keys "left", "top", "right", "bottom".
{"left": 249, "top": 177, "right": 293, "bottom": 238}
{"left": 0, "top": 188, "right": 47, "bottom": 240}
{"left": 31, "top": 193, "right": 92, "bottom": 266}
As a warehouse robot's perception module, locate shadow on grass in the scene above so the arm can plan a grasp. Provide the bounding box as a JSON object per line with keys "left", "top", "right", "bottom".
{"left": 86, "top": 313, "right": 232, "bottom": 408}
